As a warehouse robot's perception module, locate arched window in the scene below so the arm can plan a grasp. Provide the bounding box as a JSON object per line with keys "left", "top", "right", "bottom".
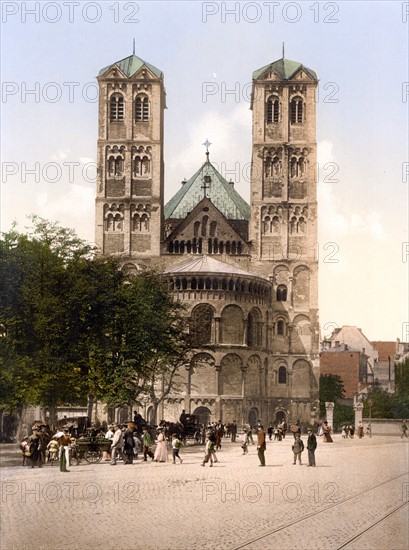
{"left": 135, "top": 95, "right": 149, "bottom": 121}
{"left": 290, "top": 97, "right": 303, "bottom": 124}
{"left": 110, "top": 94, "right": 124, "bottom": 121}
{"left": 276, "top": 285, "right": 288, "bottom": 302}
{"left": 278, "top": 366, "right": 287, "bottom": 384}
{"left": 277, "top": 320, "right": 285, "bottom": 336}
{"left": 267, "top": 97, "right": 279, "bottom": 123}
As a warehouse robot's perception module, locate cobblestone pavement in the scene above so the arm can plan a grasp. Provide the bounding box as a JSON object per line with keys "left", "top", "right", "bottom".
{"left": 1, "top": 435, "right": 408, "bottom": 550}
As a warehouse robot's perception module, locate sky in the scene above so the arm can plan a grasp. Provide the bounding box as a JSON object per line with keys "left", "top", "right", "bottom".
{"left": 1, "top": 0, "right": 408, "bottom": 342}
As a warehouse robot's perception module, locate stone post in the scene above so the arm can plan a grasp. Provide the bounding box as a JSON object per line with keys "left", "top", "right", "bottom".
{"left": 354, "top": 402, "right": 363, "bottom": 427}
{"left": 325, "top": 401, "right": 335, "bottom": 429}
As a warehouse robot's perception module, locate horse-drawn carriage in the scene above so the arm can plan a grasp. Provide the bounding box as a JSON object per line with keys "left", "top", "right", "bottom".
{"left": 160, "top": 414, "right": 201, "bottom": 444}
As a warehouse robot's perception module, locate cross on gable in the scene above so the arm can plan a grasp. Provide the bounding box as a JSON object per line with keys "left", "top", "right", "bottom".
{"left": 201, "top": 174, "right": 211, "bottom": 198}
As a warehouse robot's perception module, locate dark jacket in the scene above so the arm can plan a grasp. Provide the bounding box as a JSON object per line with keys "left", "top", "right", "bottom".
{"left": 307, "top": 433, "right": 317, "bottom": 451}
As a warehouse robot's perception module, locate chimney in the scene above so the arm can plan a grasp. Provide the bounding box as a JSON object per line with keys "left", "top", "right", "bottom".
{"left": 181, "top": 179, "right": 187, "bottom": 186}
{"left": 229, "top": 179, "right": 234, "bottom": 187}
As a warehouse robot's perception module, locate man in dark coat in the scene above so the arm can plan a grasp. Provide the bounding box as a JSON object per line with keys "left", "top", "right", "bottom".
{"left": 230, "top": 421, "right": 237, "bottom": 443}
{"left": 27, "top": 428, "right": 42, "bottom": 468}
{"left": 307, "top": 427, "right": 317, "bottom": 467}
{"left": 257, "top": 425, "right": 266, "bottom": 466}
{"left": 123, "top": 425, "right": 135, "bottom": 464}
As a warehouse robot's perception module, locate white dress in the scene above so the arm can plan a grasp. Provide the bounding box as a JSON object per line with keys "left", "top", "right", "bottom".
{"left": 154, "top": 433, "right": 168, "bottom": 462}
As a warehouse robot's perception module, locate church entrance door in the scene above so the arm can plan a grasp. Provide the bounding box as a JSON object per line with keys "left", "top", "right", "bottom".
{"left": 248, "top": 407, "right": 258, "bottom": 427}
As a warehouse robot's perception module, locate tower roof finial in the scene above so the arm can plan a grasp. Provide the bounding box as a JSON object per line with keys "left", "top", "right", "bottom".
{"left": 282, "top": 42, "right": 285, "bottom": 59}
{"left": 133, "top": 38, "right": 135, "bottom": 56}
{"left": 202, "top": 138, "right": 212, "bottom": 162}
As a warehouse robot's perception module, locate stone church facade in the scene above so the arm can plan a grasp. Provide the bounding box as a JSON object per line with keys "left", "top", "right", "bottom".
{"left": 95, "top": 53, "right": 320, "bottom": 427}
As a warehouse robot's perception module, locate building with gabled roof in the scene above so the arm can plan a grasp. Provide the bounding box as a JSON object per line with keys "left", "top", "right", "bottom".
{"left": 95, "top": 52, "right": 320, "bottom": 427}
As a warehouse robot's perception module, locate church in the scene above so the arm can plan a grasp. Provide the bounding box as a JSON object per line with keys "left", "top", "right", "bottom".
{"left": 95, "top": 52, "right": 320, "bottom": 427}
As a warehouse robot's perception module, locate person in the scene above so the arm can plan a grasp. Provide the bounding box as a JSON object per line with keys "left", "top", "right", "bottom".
{"left": 291, "top": 420, "right": 301, "bottom": 439}
{"left": 247, "top": 425, "right": 254, "bottom": 445}
{"left": 27, "top": 428, "right": 42, "bottom": 468}
{"left": 306, "top": 428, "right": 317, "bottom": 467}
{"left": 142, "top": 428, "right": 154, "bottom": 461}
{"left": 401, "top": 420, "right": 408, "bottom": 438}
{"left": 208, "top": 431, "right": 219, "bottom": 463}
{"left": 123, "top": 425, "right": 135, "bottom": 464}
{"left": 103, "top": 424, "right": 114, "bottom": 461}
{"left": 110, "top": 424, "right": 125, "bottom": 465}
{"left": 133, "top": 432, "right": 142, "bottom": 459}
{"left": 257, "top": 425, "right": 266, "bottom": 466}
{"left": 292, "top": 433, "right": 304, "bottom": 465}
{"left": 267, "top": 423, "right": 273, "bottom": 441}
{"left": 241, "top": 431, "right": 248, "bottom": 455}
{"left": 322, "top": 421, "right": 333, "bottom": 443}
{"left": 154, "top": 429, "right": 168, "bottom": 462}
{"left": 349, "top": 424, "right": 355, "bottom": 439}
{"left": 179, "top": 409, "right": 187, "bottom": 426}
{"left": 341, "top": 425, "right": 347, "bottom": 439}
{"left": 47, "top": 437, "right": 59, "bottom": 463}
{"left": 20, "top": 437, "right": 30, "bottom": 466}
{"left": 230, "top": 420, "right": 238, "bottom": 443}
{"left": 171, "top": 434, "right": 183, "bottom": 464}
{"left": 58, "top": 428, "right": 71, "bottom": 472}
{"left": 357, "top": 421, "right": 364, "bottom": 439}
{"left": 201, "top": 435, "right": 215, "bottom": 467}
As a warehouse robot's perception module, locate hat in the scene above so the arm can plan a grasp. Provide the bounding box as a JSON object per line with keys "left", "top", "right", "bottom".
{"left": 307, "top": 428, "right": 312, "bottom": 432}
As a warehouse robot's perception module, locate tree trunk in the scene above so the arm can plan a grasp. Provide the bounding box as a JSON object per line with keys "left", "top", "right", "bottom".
{"left": 87, "top": 394, "right": 94, "bottom": 423}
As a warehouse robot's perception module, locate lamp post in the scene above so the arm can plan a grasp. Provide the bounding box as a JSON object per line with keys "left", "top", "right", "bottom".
{"left": 367, "top": 398, "right": 373, "bottom": 438}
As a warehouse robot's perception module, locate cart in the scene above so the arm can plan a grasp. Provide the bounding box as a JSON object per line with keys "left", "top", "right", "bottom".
{"left": 73, "top": 436, "right": 111, "bottom": 463}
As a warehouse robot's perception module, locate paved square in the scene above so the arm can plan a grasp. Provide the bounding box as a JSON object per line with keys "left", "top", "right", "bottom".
{"left": 1, "top": 434, "right": 408, "bottom": 550}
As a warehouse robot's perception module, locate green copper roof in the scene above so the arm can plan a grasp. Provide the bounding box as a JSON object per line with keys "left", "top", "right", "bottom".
{"left": 253, "top": 58, "right": 317, "bottom": 81}
{"left": 99, "top": 54, "right": 163, "bottom": 78}
{"left": 164, "top": 160, "right": 250, "bottom": 221}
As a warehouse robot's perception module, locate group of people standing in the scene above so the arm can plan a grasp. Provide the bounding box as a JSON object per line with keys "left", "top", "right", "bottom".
{"left": 248, "top": 423, "right": 318, "bottom": 467}
{"left": 106, "top": 423, "right": 183, "bottom": 465}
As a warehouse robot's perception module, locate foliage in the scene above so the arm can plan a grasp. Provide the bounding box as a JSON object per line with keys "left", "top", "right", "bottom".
{"left": 0, "top": 218, "right": 194, "bottom": 425}
{"left": 95, "top": 270, "right": 194, "bottom": 415}
{"left": 319, "top": 374, "right": 345, "bottom": 417}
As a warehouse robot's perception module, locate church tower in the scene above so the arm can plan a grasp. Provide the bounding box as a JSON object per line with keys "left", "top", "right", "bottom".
{"left": 95, "top": 54, "right": 166, "bottom": 261}
{"left": 249, "top": 56, "right": 320, "bottom": 397}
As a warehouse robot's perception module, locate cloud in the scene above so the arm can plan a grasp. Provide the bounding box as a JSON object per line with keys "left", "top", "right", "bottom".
{"left": 51, "top": 149, "right": 70, "bottom": 161}
{"left": 317, "top": 140, "right": 386, "bottom": 242}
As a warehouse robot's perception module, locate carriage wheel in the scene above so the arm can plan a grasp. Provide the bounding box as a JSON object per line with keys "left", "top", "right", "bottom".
{"left": 84, "top": 449, "right": 102, "bottom": 463}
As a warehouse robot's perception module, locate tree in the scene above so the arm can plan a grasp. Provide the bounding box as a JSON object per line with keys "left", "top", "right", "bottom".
{"left": 94, "top": 270, "right": 194, "bottom": 423}
{"left": 363, "top": 384, "right": 394, "bottom": 418}
{"left": 0, "top": 219, "right": 99, "bottom": 424}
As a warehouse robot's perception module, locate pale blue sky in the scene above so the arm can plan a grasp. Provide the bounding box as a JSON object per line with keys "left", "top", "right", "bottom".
{"left": 1, "top": 1, "right": 408, "bottom": 341}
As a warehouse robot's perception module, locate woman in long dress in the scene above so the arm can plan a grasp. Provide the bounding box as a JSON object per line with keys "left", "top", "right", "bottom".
{"left": 154, "top": 430, "right": 168, "bottom": 462}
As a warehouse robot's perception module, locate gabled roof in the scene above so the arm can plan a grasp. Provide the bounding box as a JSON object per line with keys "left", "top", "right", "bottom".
{"left": 253, "top": 58, "right": 317, "bottom": 81}
{"left": 165, "top": 197, "right": 247, "bottom": 243}
{"left": 163, "top": 255, "right": 267, "bottom": 280}
{"left": 164, "top": 160, "right": 250, "bottom": 221}
{"left": 99, "top": 54, "right": 163, "bottom": 79}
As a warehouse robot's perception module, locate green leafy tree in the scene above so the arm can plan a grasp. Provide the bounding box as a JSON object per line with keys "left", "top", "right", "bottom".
{"left": 0, "top": 219, "right": 97, "bottom": 423}
{"left": 95, "top": 270, "right": 194, "bottom": 423}
{"left": 363, "top": 383, "right": 394, "bottom": 419}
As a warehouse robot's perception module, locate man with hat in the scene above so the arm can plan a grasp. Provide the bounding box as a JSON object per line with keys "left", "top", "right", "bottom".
{"left": 111, "top": 424, "right": 126, "bottom": 465}
{"left": 307, "top": 427, "right": 317, "bottom": 467}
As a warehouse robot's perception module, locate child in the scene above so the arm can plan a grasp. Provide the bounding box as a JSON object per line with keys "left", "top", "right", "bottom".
{"left": 292, "top": 433, "right": 304, "bottom": 465}
{"left": 201, "top": 436, "right": 215, "bottom": 467}
{"left": 172, "top": 434, "right": 183, "bottom": 464}
{"left": 241, "top": 431, "right": 248, "bottom": 455}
